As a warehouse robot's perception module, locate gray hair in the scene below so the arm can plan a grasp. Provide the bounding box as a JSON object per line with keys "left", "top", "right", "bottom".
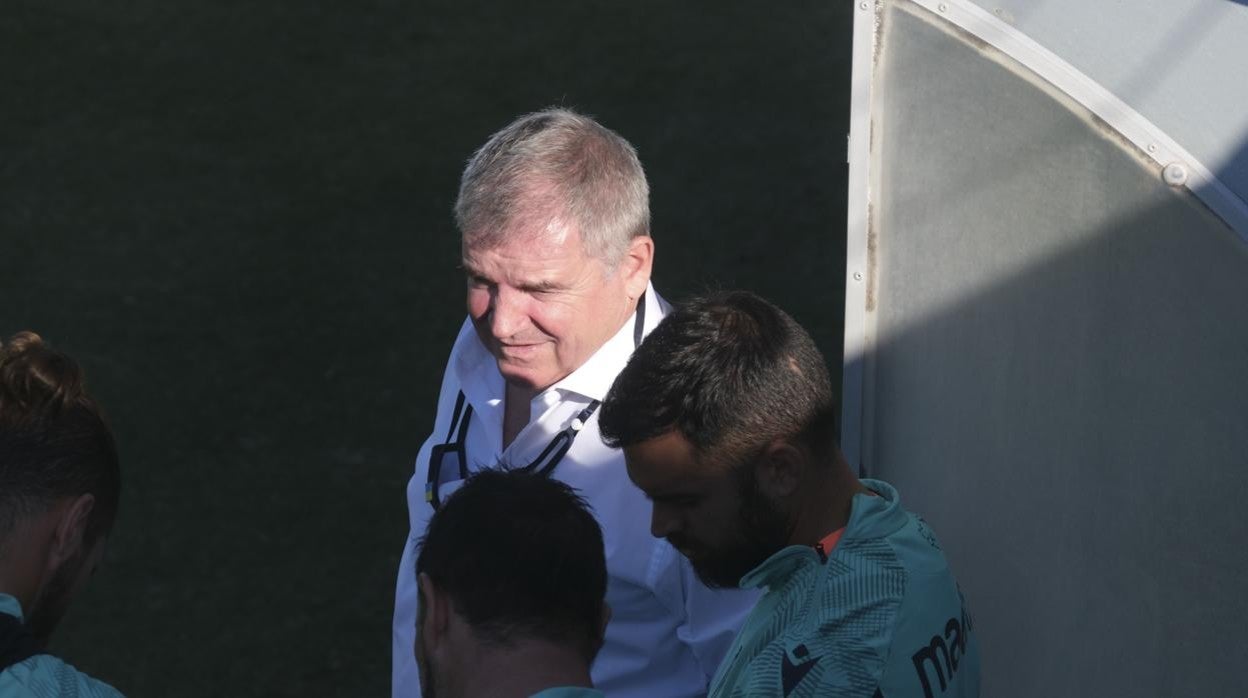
{"left": 455, "top": 108, "right": 650, "bottom": 268}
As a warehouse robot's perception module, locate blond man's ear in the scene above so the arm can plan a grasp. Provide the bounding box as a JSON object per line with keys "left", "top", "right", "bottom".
{"left": 48, "top": 494, "right": 95, "bottom": 571}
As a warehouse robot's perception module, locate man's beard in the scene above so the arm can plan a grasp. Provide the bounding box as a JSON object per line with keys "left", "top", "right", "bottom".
{"left": 25, "top": 546, "right": 89, "bottom": 649}
{"left": 675, "top": 468, "right": 793, "bottom": 589}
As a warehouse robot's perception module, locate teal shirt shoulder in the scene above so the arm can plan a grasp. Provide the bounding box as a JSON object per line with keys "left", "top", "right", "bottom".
{"left": 0, "top": 594, "right": 126, "bottom": 698}
{"left": 708, "top": 479, "right": 981, "bottom": 698}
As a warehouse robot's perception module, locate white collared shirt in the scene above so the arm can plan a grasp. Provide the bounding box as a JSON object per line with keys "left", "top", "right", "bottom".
{"left": 392, "top": 285, "right": 759, "bottom": 697}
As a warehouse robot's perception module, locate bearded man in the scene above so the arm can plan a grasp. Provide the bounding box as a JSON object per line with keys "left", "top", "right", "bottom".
{"left": 599, "top": 291, "right": 981, "bottom": 698}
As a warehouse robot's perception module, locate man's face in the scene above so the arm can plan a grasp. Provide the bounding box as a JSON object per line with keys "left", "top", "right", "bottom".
{"left": 624, "top": 431, "right": 791, "bottom": 588}
{"left": 463, "top": 221, "right": 643, "bottom": 392}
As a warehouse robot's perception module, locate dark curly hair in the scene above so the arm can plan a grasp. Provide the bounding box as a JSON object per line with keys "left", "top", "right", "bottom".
{"left": 416, "top": 469, "right": 607, "bottom": 662}
{"left": 0, "top": 332, "right": 120, "bottom": 547}
{"left": 599, "top": 290, "right": 837, "bottom": 468}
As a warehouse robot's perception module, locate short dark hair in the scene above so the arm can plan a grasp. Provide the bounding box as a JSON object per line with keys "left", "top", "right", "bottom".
{"left": 600, "top": 290, "right": 837, "bottom": 465}
{"left": 415, "top": 469, "right": 607, "bottom": 661}
{"left": 0, "top": 332, "right": 120, "bottom": 548}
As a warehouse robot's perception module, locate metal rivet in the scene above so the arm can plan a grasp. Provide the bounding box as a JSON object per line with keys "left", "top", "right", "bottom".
{"left": 1162, "top": 163, "right": 1188, "bottom": 187}
{"left": 938, "top": 3, "right": 948, "bottom": 11}
{"left": 853, "top": 272, "right": 864, "bottom": 281}
{"left": 859, "top": 1, "right": 868, "bottom": 8}
{"left": 1147, "top": 143, "right": 1158, "bottom": 153}
{"left": 571, "top": 418, "right": 585, "bottom": 431}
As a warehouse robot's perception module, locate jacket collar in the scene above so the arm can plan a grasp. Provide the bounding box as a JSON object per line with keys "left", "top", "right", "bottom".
{"left": 0, "top": 593, "right": 24, "bottom": 621}
{"left": 738, "top": 479, "right": 907, "bottom": 590}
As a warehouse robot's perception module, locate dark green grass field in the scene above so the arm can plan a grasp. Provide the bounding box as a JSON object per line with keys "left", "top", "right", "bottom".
{"left": 1, "top": 1, "right": 851, "bottom": 694}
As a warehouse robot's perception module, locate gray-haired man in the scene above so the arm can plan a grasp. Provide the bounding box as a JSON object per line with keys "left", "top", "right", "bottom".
{"left": 392, "top": 109, "right": 758, "bottom": 697}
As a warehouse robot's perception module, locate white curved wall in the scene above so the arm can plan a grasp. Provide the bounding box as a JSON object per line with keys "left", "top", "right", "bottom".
{"left": 844, "top": 2, "right": 1248, "bottom": 695}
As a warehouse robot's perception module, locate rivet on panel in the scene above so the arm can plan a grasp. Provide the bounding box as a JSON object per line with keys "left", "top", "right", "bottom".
{"left": 859, "top": 1, "right": 868, "bottom": 9}
{"left": 938, "top": 3, "right": 948, "bottom": 12}
{"left": 1147, "top": 143, "right": 1158, "bottom": 153}
{"left": 853, "top": 272, "right": 864, "bottom": 281}
{"left": 1162, "top": 163, "right": 1188, "bottom": 187}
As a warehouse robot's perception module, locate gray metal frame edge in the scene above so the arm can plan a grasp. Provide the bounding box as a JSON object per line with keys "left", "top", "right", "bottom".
{"left": 841, "top": 0, "right": 879, "bottom": 473}
{"left": 907, "top": 0, "right": 1248, "bottom": 244}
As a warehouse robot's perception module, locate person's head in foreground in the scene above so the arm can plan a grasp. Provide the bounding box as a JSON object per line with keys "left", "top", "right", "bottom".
{"left": 456, "top": 107, "right": 654, "bottom": 394}
{"left": 599, "top": 289, "right": 854, "bottom": 589}
{"left": 415, "top": 469, "right": 609, "bottom": 698}
{"left": 601, "top": 291, "right": 980, "bottom": 697}
{"left": 0, "top": 332, "right": 119, "bottom": 645}
{"left": 0, "top": 332, "right": 125, "bottom": 697}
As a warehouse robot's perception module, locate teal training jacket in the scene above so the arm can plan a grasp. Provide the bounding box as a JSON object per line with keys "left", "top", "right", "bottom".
{"left": 710, "top": 479, "right": 980, "bottom": 698}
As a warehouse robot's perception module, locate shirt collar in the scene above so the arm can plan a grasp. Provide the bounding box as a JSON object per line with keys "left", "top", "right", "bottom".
{"left": 556, "top": 283, "right": 657, "bottom": 401}
{"left": 0, "top": 593, "right": 23, "bottom": 621}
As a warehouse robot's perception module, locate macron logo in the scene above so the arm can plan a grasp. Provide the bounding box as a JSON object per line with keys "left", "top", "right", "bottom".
{"left": 781, "top": 644, "right": 818, "bottom": 696}
{"left": 911, "top": 603, "right": 973, "bottom": 698}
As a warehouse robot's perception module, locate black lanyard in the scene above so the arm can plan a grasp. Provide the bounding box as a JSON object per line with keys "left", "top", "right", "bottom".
{"left": 425, "top": 292, "right": 647, "bottom": 510}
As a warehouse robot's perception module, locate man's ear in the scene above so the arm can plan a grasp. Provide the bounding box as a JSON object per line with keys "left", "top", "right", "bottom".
{"left": 619, "top": 235, "right": 654, "bottom": 300}
{"left": 48, "top": 494, "right": 94, "bottom": 570}
{"left": 417, "top": 573, "right": 450, "bottom": 651}
{"left": 755, "top": 440, "right": 806, "bottom": 499}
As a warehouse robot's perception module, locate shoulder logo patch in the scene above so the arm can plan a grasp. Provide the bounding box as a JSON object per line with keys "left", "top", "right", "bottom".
{"left": 916, "top": 516, "right": 942, "bottom": 551}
